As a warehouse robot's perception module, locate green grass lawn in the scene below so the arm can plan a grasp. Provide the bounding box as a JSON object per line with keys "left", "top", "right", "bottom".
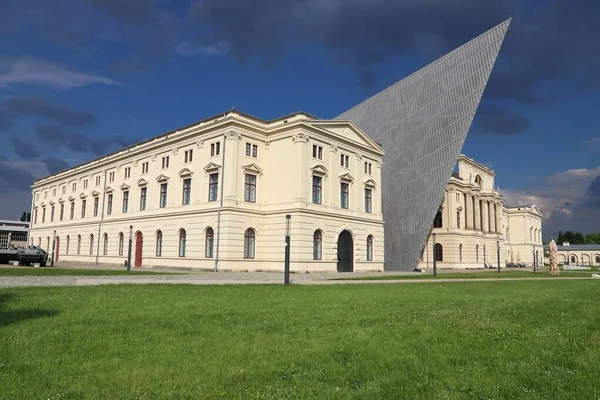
{"left": 335, "top": 268, "right": 599, "bottom": 281}
{"left": 0, "top": 267, "right": 173, "bottom": 276}
{"left": 1, "top": 282, "right": 599, "bottom": 399}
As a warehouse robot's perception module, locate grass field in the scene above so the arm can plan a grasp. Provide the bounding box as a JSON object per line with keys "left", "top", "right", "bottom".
{"left": 1, "top": 281, "right": 599, "bottom": 399}
{"left": 0, "top": 267, "right": 174, "bottom": 276}
{"left": 334, "top": 268, "right": 599, "bottom": 280}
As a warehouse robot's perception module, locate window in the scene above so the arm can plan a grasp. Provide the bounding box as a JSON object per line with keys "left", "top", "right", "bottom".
{"left": 122, "top": 191, "right": 129, "bottom": 213}
{"left": 97, "top": 175, "right": 102, "bottom": 186}
{"left": 77, "top": 235, "right": 81, "bottom": 255}
{"left": 62, "top": 186, "right": 66, "bottom": 195}
{"left": 162, "top": 156, "right": 170, "bottom": 169}
{"left": 244, "top": 229, "right": 255, "bottom": 259}
{"left": 596, "top": 255, "right": 600, "bottom": 264}
{"left": 205, "top": 228, "right": 214, "bottom": 258}
{"left": 182, "top": 178, "right": 191, "bottom": 205}
{"left": 245, "top": 143, "right": 251, "bottom": 156}
{"left": 83, "top": 180, "right": 88, "bottom": 189}
{"left": 81, "top": 199, "right": 86, "bottom": 218}
{"left": 252, "top": 144, "right": 258, "bottom": 158}
{"left": 140, "top": 187, "right": 147, "bottom": 210}
{"left": 60, "top": 204, "right": 64, "bottom": 221}
{"left": 107, "top": 194, "right": 113, "bottom": 215}
{"left": 72, "top": 183, "right": 76, "bottom": 192}
{"left": 433, "top": 210, "right": 443, "bottom": 228}
{"left": 142, "top": 162, "right": 149, "bottom": 174}
{"left": 184, "top": 149, "right": 193, "bottom": 163}
{"left": 89, "top": 234, "right": 94, "bottom": 255}
{"left": 435, "top": 243, "right": 443, "bottom": 262}
{"left": 459, "top": 244, "right": 463, "bottom": 262}
{"left": 244, "top": 174, "right": 256, "bottom": 202}
{"left": 312, "top": 176, "right": 322, "bottom": 204}
{"left": 42, "top": 207, "right": 46, "bottom": 223}
{"left": 70, "top": 202, "right": 74, "bottom": 220}
{"left": 367, "top": 235, "right": 373, "bottom": 261}
{"left": 93, "top": 197, "right": 99, "bottom": 217}
{"left": 124, "top": 167, "right": 131, "bottom": 179}
{"left": 44, "top": 191, "right": 48, "bottom": 199}
{"left": 118, "top": 233, "right": 124, "bottom": 256}
{"left": 160, "top": 183, "right": 168, "bottom": 208}
{"left": 457, "top": 211, "right": 461, "bottom": 229}
{"left": 66, "top": 236, "right": 70, "bottom": 255}
{"left": 50, "top": 206, "right": 55, "bottom": 222}
{"left": 52, "top": 188, "right": 56, "bottom": 197}
{"left": 103, "top": 233, "right": 108, "bottom": 255}
{"left": 46, "top": 237, "right": 50, "bottom": 253}
{"left": 179, "top": 229, "right": 186, "bottom": 257}
{"left": 340, "top": 154, "right": 349, "bottom": 168}
{"left": 210, "top": 142, "right": 221, "bottom": 156}
{"left": 156, "top": 230, "right": 162, "bottom": 257}
{"left": 313, "top": 230, "right": 322, "bottom": 260}
{"left": 312, "top": 145, "right": 323, "bottom": 160}
{"left": 34, "top": 209, "right": 38, "bottom": 224}
{"left": 365, "top": 188, "right": 372, "bottom": 213}
{"left": 364, "top": 162, "right": 372, "bottom": 175}
{"left": 209, "top": 173, "right": 219, "bottom": 202}
{"left": 340, "top": 182, "right": 349, "bottom": 209}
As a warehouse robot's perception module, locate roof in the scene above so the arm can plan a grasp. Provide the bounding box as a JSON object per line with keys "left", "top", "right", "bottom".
{"left": 555, "top": 244, "right": 600, "bottom": 251}
{"left": 33, "top": 109, "right": 320, "bottom": 185}
{"left": 0, "top": 220, "right": 29, "bottom": 227}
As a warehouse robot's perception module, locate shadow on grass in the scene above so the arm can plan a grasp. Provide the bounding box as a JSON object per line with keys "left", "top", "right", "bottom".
{"left": 0, "top": 293, "right": 58, "bottom": 328}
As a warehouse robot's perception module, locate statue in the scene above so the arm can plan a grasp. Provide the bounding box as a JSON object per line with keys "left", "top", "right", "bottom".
{"left": 548, "top": 239, "right": 559, "bottom": 276}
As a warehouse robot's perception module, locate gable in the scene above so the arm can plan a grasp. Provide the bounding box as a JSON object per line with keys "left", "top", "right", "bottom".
{"left": 307, "top": 121, "right": 383, "bottom": 154}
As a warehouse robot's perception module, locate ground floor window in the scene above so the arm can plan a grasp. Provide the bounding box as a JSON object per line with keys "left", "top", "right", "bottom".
{"left": 313, "top": 230, "right": 322, "bottom": 260}
{"left": 244, "top": 228, "right": 255, "bottom": 259}
{"left": 435, "top": 243, "right": 443, "bottom": 262}
{"left": 366, "top": 235, "right": 373, "bottom": 261}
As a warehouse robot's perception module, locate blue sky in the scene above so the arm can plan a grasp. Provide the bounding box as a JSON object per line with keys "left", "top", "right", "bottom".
{"left": 1, "top": 0, "right": 599, "bottom": 240}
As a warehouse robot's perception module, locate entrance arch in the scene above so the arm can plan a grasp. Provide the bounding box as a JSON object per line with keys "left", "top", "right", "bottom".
{"left": 135, "top": 231, "right": 143, "bottom": 268}
{"left": 337, "top": 230, "right": 353, "bottom": 272}
{"left": 55, "top": 236, "right": 60, "bottom": 262}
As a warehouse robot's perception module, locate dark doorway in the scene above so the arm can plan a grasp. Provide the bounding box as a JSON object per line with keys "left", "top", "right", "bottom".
{"left": 135, "top": 232, "right": 143, "bottom": 268}
{"left": 337, "top": 230, "right": 353, "bottom": 272}
{"left": 55, "top": 236, "right": 60, "bottom": 262}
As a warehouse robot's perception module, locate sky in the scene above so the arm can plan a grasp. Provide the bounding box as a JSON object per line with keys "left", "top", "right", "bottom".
{"left": 0, "top": 0, "right": 599, "bottom": 241}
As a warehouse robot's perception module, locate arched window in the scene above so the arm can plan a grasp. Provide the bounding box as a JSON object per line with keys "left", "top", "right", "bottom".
{"left": 476, "top": 244, "right": 479, "bottom": 262}
{"left": 66, "top": 235, "right": 70, "bottom": 255}
{"left": 77, "top": 235, "right": 81, "bottom": 255}
{"left": 459, "top": 244, "right": 463, "bottom": 262}
{"left": 118, "top": 232, "right": 124, "bottom": 256}
{"left": 433, "top": 210, "right": 443, "bottom": 228}
{"left": 435, "top": 243, "right": 443, "bottom": 262}
{"left": 244, "top": 228, "right": 255, "bottom": 259}
{"left": 366, "top": 235, "right": 373, "bottom": 261}
{"left": 205, "top": 227, "right": 214, "bottom": 258}
{"left": 571, "top": 255, "right": 577, "bottom": 264}
{"left": 89, "top": 234, "right": 94, "bottom": 255}
{"left": 178, "top": 229, "right": 186, "bottom": 257}
{"left": 156, "top": 230, "right": 163, "bottom": 257}
{"left": 103, "top": 233, "right": 108, "bottom": 255}
{"left": 596, "top": 255, "right": 600, "bottom": 265}
{"left": 313, "top": 230, "right": 322, "bottom": 260}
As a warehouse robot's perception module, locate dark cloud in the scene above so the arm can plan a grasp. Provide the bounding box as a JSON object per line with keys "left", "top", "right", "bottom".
{"left": 42, "top": 157, "right": 69, "bottom": 175}
{"left": 0, "top": 109, "right": 14, "bottom": 130}
{"left": 91, "top": 0, "right": 158, "bottom": 23}
{"left": 35, "top": 124, "right": 137, "bottom": 156}
{"left": 587, "top": 175, "right": 600, "bottom": 201}
{"left": 10, "top": 136, "right": 41, "bottom": 159}
{"left": 472, "top": 103, "right": 530, "bottom": 135}
{"left": 0, "top": 161, "right": 36, "bottom": 191}
{"left": 2, "top": 95, "right": 96, "bottom": 127}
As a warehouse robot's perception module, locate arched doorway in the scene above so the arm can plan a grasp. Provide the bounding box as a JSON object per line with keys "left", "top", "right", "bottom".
{"left": 135, "top": 231, "right": 143, "bottom": 268}
{"left": 55, "top": 236, "right": 60, "bottom": 262}
{"left": 337, "top": 230, "right": 353, "bottom": 272}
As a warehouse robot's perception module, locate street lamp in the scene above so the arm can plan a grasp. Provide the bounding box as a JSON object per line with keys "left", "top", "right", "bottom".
{"left": 284, "top": 215, "right": 291, "bottom": 285}
{"left": 533, "top": 246, "right": 537, "bottom": 272}
{"left": 496, "top": 240, "right": 500, "bottom": 274}
{"left": 432, "top": 233, "right": 437, "bottom": 278}
{"left": 127, "top": 225, "right": 133, "bottom": 271}
{"left": 51, "top": 230, "right": 56, "bottom": 267}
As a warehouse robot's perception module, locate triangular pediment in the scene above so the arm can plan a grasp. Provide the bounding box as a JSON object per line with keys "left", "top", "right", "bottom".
{"left": 68, "top": 196, "right": 75, "bottom": 202}
{"left": 137, "top": 178, "right": 148, "bottom": 187}
{"left": 203, "top": 162, "right": 221, "bottom": 172}
{"left": 58, "top": 197, "right": 65, "bottom": 203}
{"left": 156, "top": 174, "right": 170, "bottom": 182}
{"left": 339, "top": 173, "right": 354, "bottom": 182}
{"left": 49, "top": 200, "right": 55, "bottom": 205}
{"left": 79, "top": 192, "right": 87, "bottom": 199}
{"left": 91, "top": 190, "right": 100, "bottom": 196}
{"left": 363, "top": 178, "right": 377, "bottom": 188}
{"left": 178, "top": 168, "right": 194, "bottom": 177}
{"left": 310, "top": 164, "right": 328, "bottom": 176}
{"left": 307, "top": 120, "right": 384, "bottom": 155}
{"left": 241, "top": 163, "right": 263, "bottom": 176}
{"left": 120, "top": 183, "right": 130, "bottom": 190}
{"left": 105, "top": 186, "right": 113, "bottom": 194}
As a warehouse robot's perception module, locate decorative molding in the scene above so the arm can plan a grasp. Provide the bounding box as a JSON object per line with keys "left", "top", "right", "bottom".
{"left": 338, "top": 172, "right": 354, "bottom": 183}
{"left": 241, "top": 163, "right": 263, "bottom": 177}
{"left": 225, "top": 130, "right": 241, "bottom": 140}
{"left": 203, "top": 162, "right": 221, "bottom": 175}
{"left": 79, "top": 192, "right": 87, "bottom": 199}
{"left": 330, "top": 143, "right": 338, "bottom": 153}
{"left": 91, "top": 190, "right": 100, "bottom": 196}
{"left": 356, "top": 154, "right": 363, "bottom": 161}
{"left": 363, "top": 178, "right": 377, "bottom": 188}
{"left": 292, "top": 132, "right": 309, "bottom": 143}
{"left": 105, "top": 186, "right": 113, "bottom": 194}
{"left": 173, "top": 148, "right": 179, "bottom": 155}
{"left": 68, "top": 196, "right": 75, "bottom": 202}
{"left": 151, "top": 154, "right": 157, "bottom": 162}
{"left": 178, "top": 168, "right": 194, "bottom": 178}
{"left": 196, "top": 140, "right": 204, "bottom": 149}
{"left": 310, "top": 164, "right": 328, "bottom": 178}
{"left": 156, "top": 174, "right": 170, "bottom": 182}
{"left": 264, "top": 140, "right": 271, "bottom": 149}
{"left": 49, "top": 200, "right": 55, "bottom": 205}
{"left": 137, "top": 178, "right": 148, "bottom": 187}
{"left": 120, "top": 183, "right": 130, "bottom": 190}
{"left": 133, "top": 160, "right": 138, "bottom": 167}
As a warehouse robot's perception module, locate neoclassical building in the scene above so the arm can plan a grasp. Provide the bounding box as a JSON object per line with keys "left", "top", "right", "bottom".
{"left": 417, "top": 155, "right": 543, "bottom": 269}
{"left": 29, "top": 111, "right": 384, "bottom": 272}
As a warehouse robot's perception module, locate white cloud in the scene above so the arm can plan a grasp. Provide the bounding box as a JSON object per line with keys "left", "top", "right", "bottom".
{"left": 0, "top": 58, "right": 117, "bottom": 90}
{"left": 583, "top": 137, "right": 600, "bottom": 152}
{"left": 174, "top": 41, "right": 229, "bottom": 56}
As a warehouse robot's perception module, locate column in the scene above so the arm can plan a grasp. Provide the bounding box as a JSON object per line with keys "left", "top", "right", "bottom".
{"left": 292, "top": 133, "right": 309, "bottom": 202}
{"left": 474, "top": 196, "right": 481, "bottom": 231}
{"left": 496, "top": 204, "right": 502, "bottom": 234}
{"left": 447, "top": 191, "right": 454, "bottom": 228}
{"left": 465, "top": 193, "right": 472, "bottom": 229}
{"left": 223, "top": 131, "right": 241, "bottom": 201}
{"left": 482, "top": 201, "right": 489, "bottom": 232}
